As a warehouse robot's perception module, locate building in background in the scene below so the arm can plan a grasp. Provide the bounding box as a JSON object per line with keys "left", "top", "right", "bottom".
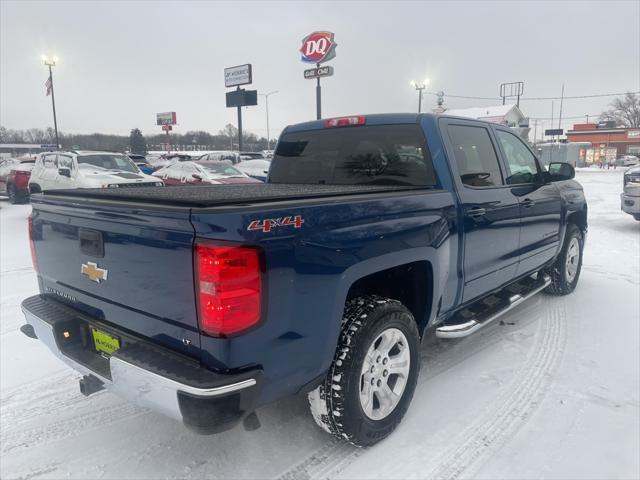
{"left": 566, "top": 123, "right": 640, "bottom": 164}
{"left": 442, "top": 104, "right": 530, "bottom": 140}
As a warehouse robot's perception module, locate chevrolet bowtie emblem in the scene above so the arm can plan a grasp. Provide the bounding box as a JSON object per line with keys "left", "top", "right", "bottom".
{"left": 81, "top": 262, "right": 108, "bottom": 283}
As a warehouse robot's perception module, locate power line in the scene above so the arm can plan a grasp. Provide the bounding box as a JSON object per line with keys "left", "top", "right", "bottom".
{"left": 425, "top": 91, "right": 639, "bottom": 101}
{"left": 529, "top": 114, "right": 600, "bottom": 120}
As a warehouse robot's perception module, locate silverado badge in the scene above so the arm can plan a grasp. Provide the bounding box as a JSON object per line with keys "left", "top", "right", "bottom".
{"left": 81, "top": 262, "right": 108, "bottom": 283}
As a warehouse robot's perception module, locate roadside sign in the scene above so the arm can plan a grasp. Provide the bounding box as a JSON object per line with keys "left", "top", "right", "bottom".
{"left": 545, "top": 128, "right": 563, "bottom": 136}
{"left": 304, "top": 65, "right": 334, "bottom": 79}
{"left": 156, "top": 112, "right": 177, "bottom": 126}
{"left": 226, "top": 89, "right": 258, "bottom": 108}
{"left": 224, "top": 64, "right": 252, "bottom": 88}
{"left": 300, "top": 31, "right": 337, "bottom": 64}
{"left": 161, "top": 125, "right": 172, "bottom": 132}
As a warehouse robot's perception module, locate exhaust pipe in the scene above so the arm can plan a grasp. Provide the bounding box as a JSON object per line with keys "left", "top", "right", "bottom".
{"left": 79, "top": 375, "right": 105, "bottom": 397}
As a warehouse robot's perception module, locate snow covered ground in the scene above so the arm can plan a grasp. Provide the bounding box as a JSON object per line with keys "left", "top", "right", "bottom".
{"left": 1, "top": 169, "right": 638, "bottom": 479}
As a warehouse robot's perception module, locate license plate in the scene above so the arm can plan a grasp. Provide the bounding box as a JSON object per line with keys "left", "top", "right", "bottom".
{"left": 91, "top": 328, "right": 120, "bottom": 356}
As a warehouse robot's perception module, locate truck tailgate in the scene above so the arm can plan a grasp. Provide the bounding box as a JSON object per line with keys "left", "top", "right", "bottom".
{"left": 31, "top": 197, "right": 200, "bottom": 358}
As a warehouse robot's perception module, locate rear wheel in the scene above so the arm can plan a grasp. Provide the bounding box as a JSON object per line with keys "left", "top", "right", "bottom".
{"left": 7, "top": 184, "right": 18, "bottom": 204}
{"left": 544, "top": 223, "right": 583, "bottom": 295}
{"left": 308, "top": 296, "right": 420, "bottom": 446}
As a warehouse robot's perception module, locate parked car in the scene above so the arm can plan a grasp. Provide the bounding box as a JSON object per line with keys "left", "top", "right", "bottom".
{"left": 239, "top": 151, "right": 266, "bottom": 160}
{"left": 621, "top": 165, "right": 640, "bottom": 220}
{"left": 29, "top": 151, "right": 163, "bottom": 192}
{"left": 153, "top": 160, "right": 261, "bottom": 185}
{"left": 21, "top": 113, "right": 587, "bottom": 447}
{"left": 236, "top": 159, "right": 271, "bottom": 182}
{"left": 618, "top": 155, "right": 640, "bottom": 167}
{"left": 127, "top": 154, "right": 154, "bottom": 175}
{"left": 0, "top": 157, "right": 36, "bottom": 203}
{"left": 198, "top": 151, "right": 241, "bottom": 164}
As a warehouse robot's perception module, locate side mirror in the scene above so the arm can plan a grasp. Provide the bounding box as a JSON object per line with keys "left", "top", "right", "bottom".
{"left": 548, "top": 162, "right": 575, "bottom": 181}
{"left": 58, "top": 167, "right": 71, "bottom": 177}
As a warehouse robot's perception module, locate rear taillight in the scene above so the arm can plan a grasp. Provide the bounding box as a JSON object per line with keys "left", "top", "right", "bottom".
{"left": 195, "top": 242, "right": 262, "bottom": 336}
{"left": 28, "top": 215, "right": 38, "bottom": 272}
{"left": 324, "top": 115, "right": 366, "bottom": 128}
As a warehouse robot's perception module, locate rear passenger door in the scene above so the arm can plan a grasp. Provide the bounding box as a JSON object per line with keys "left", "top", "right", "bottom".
{"left": 494, "top": 128, "right": 562, "bottom": 275}
{"left": 442, "top": 119, "right": 521, "bottom": 303}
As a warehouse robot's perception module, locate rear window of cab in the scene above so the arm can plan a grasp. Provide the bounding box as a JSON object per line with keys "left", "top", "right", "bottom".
{"left": 269, "top": 124, "right": 437, "bottom": 187}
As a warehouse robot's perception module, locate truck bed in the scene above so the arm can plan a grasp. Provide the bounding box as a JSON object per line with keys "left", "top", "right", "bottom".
{"left": 38, "top": 183, "right": 422, "bottom": 208}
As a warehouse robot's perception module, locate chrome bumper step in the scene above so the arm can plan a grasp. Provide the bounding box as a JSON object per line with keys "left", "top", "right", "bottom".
{"left": 436, "top": 274, "right": 551, "bottom": 339}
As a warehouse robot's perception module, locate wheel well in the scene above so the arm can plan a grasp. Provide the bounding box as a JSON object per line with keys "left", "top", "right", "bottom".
{"left": 568, "top": 207, "right": 587, "bottom": 234}
{"left": 346, "top": 261, "right": 432, "bottom": 335}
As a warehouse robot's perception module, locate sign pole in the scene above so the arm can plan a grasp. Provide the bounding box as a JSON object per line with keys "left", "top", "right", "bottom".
{"left": 237, "top": 87, "right": 243, "bottom": 152}
{"left": 316, "top": 64, "right": 322, "bottom": 120}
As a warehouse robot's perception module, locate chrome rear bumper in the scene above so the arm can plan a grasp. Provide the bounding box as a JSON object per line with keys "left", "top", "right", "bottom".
{"left": 21, "top": 295, "right": 259, "bottom": 433}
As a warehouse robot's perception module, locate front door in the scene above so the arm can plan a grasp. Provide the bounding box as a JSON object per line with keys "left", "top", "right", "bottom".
{"left": 443, "top": 120, "right": 521, "bottom": 303}
{"left": 493, "top": 128, "right": 562, "bottom": 275}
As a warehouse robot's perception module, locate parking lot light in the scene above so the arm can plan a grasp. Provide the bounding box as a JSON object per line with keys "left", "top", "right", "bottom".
{"left": 410, "top": 78, "right": 429, "bottom": 113}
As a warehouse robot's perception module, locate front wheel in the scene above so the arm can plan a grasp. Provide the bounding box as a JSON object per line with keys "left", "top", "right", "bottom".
{"left": 544, "top": 223, "right": 584, "bottom": 295}
{"left": 308, "top": 296, "right": 420, "bottom": 446}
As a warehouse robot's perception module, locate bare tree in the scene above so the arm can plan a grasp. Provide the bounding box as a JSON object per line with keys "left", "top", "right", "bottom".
{"left": 599, "top": 92, "right": 640, "bottom": 128}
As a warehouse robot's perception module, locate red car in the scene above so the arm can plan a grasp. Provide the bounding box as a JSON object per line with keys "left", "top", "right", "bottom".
{"left": 0, "top": 157, "right": 36, "bottom": 204}
{"left": 152, "top": 160, "right": 261, "bottom": 186}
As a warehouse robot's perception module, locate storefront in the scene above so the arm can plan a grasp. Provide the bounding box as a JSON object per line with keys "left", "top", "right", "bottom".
{"left": 566, "top": 124, "right": 640, "bottom": 162}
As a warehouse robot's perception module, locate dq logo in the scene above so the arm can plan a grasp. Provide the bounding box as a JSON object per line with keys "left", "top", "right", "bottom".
{"left": 300, "top": 31, "right": 337, "bottom": 64}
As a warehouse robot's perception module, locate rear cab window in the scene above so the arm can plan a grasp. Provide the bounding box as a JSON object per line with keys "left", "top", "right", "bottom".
{"left": 269, "top": 124, "right": 437, "bottom": 187}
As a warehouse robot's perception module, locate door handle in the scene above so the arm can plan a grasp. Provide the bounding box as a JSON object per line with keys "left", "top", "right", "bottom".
{"left": 467, "top": 207, "right": 486, "bottom": 217}
{"left": 522, "top": 198, "right": 536, "bottom": 208}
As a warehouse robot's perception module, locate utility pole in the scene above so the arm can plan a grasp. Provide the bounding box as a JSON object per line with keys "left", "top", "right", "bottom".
{"left": 259, "top": 91, "right": 278, "bottom": 149}
{"left": 42, "top": 55, "right": 59, "bottom": 148}
{"left": 558, "top": 84, "right": 565, "bottom": 130}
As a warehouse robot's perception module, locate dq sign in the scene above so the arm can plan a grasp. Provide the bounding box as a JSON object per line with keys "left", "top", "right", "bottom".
{"left": 300, "top": 31, "right": 337, "bottom": 64}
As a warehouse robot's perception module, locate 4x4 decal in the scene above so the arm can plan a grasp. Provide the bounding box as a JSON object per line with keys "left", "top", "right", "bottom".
{"left": 247, "top": 215, "right": 304, "bottom": 233}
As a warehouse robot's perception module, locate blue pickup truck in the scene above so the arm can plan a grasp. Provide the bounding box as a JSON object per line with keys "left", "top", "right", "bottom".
{"left": 21, "top": 113, "right": 587, "bottom": 446}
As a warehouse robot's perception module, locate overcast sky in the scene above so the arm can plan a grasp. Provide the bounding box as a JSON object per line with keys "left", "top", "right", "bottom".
{"left": 1, "top": 0, "right": 639, "bottom": 140}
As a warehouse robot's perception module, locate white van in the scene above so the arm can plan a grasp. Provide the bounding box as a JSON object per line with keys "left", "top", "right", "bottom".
{"left": 29, "top": 151, "right": 163, "bottom": 192}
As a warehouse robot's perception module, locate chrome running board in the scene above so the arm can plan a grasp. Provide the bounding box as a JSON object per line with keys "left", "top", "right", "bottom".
{"left": 436, "top": 274, "right": 551, "bottom": 339}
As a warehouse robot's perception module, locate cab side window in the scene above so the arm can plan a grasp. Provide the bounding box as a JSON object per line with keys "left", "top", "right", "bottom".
{"left": 497, "top": 130, "right": 540, "bottom": 184}
{"left": 447, "top": 125, "right": 503, "bottom": 187}
{"left": 57, "top": 155, "right": 73, "bottom": 170}
{"left": 43, "top": 154, "right": 57, "bottom": 168}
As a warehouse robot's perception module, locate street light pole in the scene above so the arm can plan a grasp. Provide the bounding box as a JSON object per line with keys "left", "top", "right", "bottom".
{"left": 410, "top": 78, "right": 429, "bottom": 113}
{"left": 259, "top": 91, "right": 278, "bottom": 150}
{"left": 42, "top": 56, "right": 60, "bottom": 148}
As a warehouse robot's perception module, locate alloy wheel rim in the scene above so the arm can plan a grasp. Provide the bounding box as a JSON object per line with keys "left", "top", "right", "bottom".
{"left": 565, "top": 237, "right": 580, "bottom": 282}
{"left": 359, "top": 327, "right": 410, "bottom": 421}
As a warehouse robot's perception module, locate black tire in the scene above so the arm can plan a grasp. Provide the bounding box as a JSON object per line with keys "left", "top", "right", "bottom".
{"left": 544, "top": 223, "right": 584, "bottom": 295}
{"left": 633, "top": 214, "right": 640, "bottom": 222}
{"left": 7, "top": 184, "right": 17, "bottom": 204}
{"left": 29, "top": 184, "right": 41, "bottom": 194}
{"left": 308, "top": 295, "right": 420, "bottom": 447}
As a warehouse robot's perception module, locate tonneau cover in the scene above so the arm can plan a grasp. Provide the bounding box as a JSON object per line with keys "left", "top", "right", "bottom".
{"left": 39, "top": 183, "right": 420, "bottom": 208}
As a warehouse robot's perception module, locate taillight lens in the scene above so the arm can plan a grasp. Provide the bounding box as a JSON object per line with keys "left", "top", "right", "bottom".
{"left": 195, "top": 243, "right": 262, "bottom": 336}
{"left": 28, "top": 215, "right": 38, "bottom": 272}
{"left": 324, "top": 115, "right": 366, "bottom": 128}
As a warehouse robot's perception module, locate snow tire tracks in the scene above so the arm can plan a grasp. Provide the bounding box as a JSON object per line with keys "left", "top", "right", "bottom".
{"left": 276, "top": 439, "right": 361, "bottom": 480}
{"left": 423, "top": 301, "right": 567, "bottom": 480}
